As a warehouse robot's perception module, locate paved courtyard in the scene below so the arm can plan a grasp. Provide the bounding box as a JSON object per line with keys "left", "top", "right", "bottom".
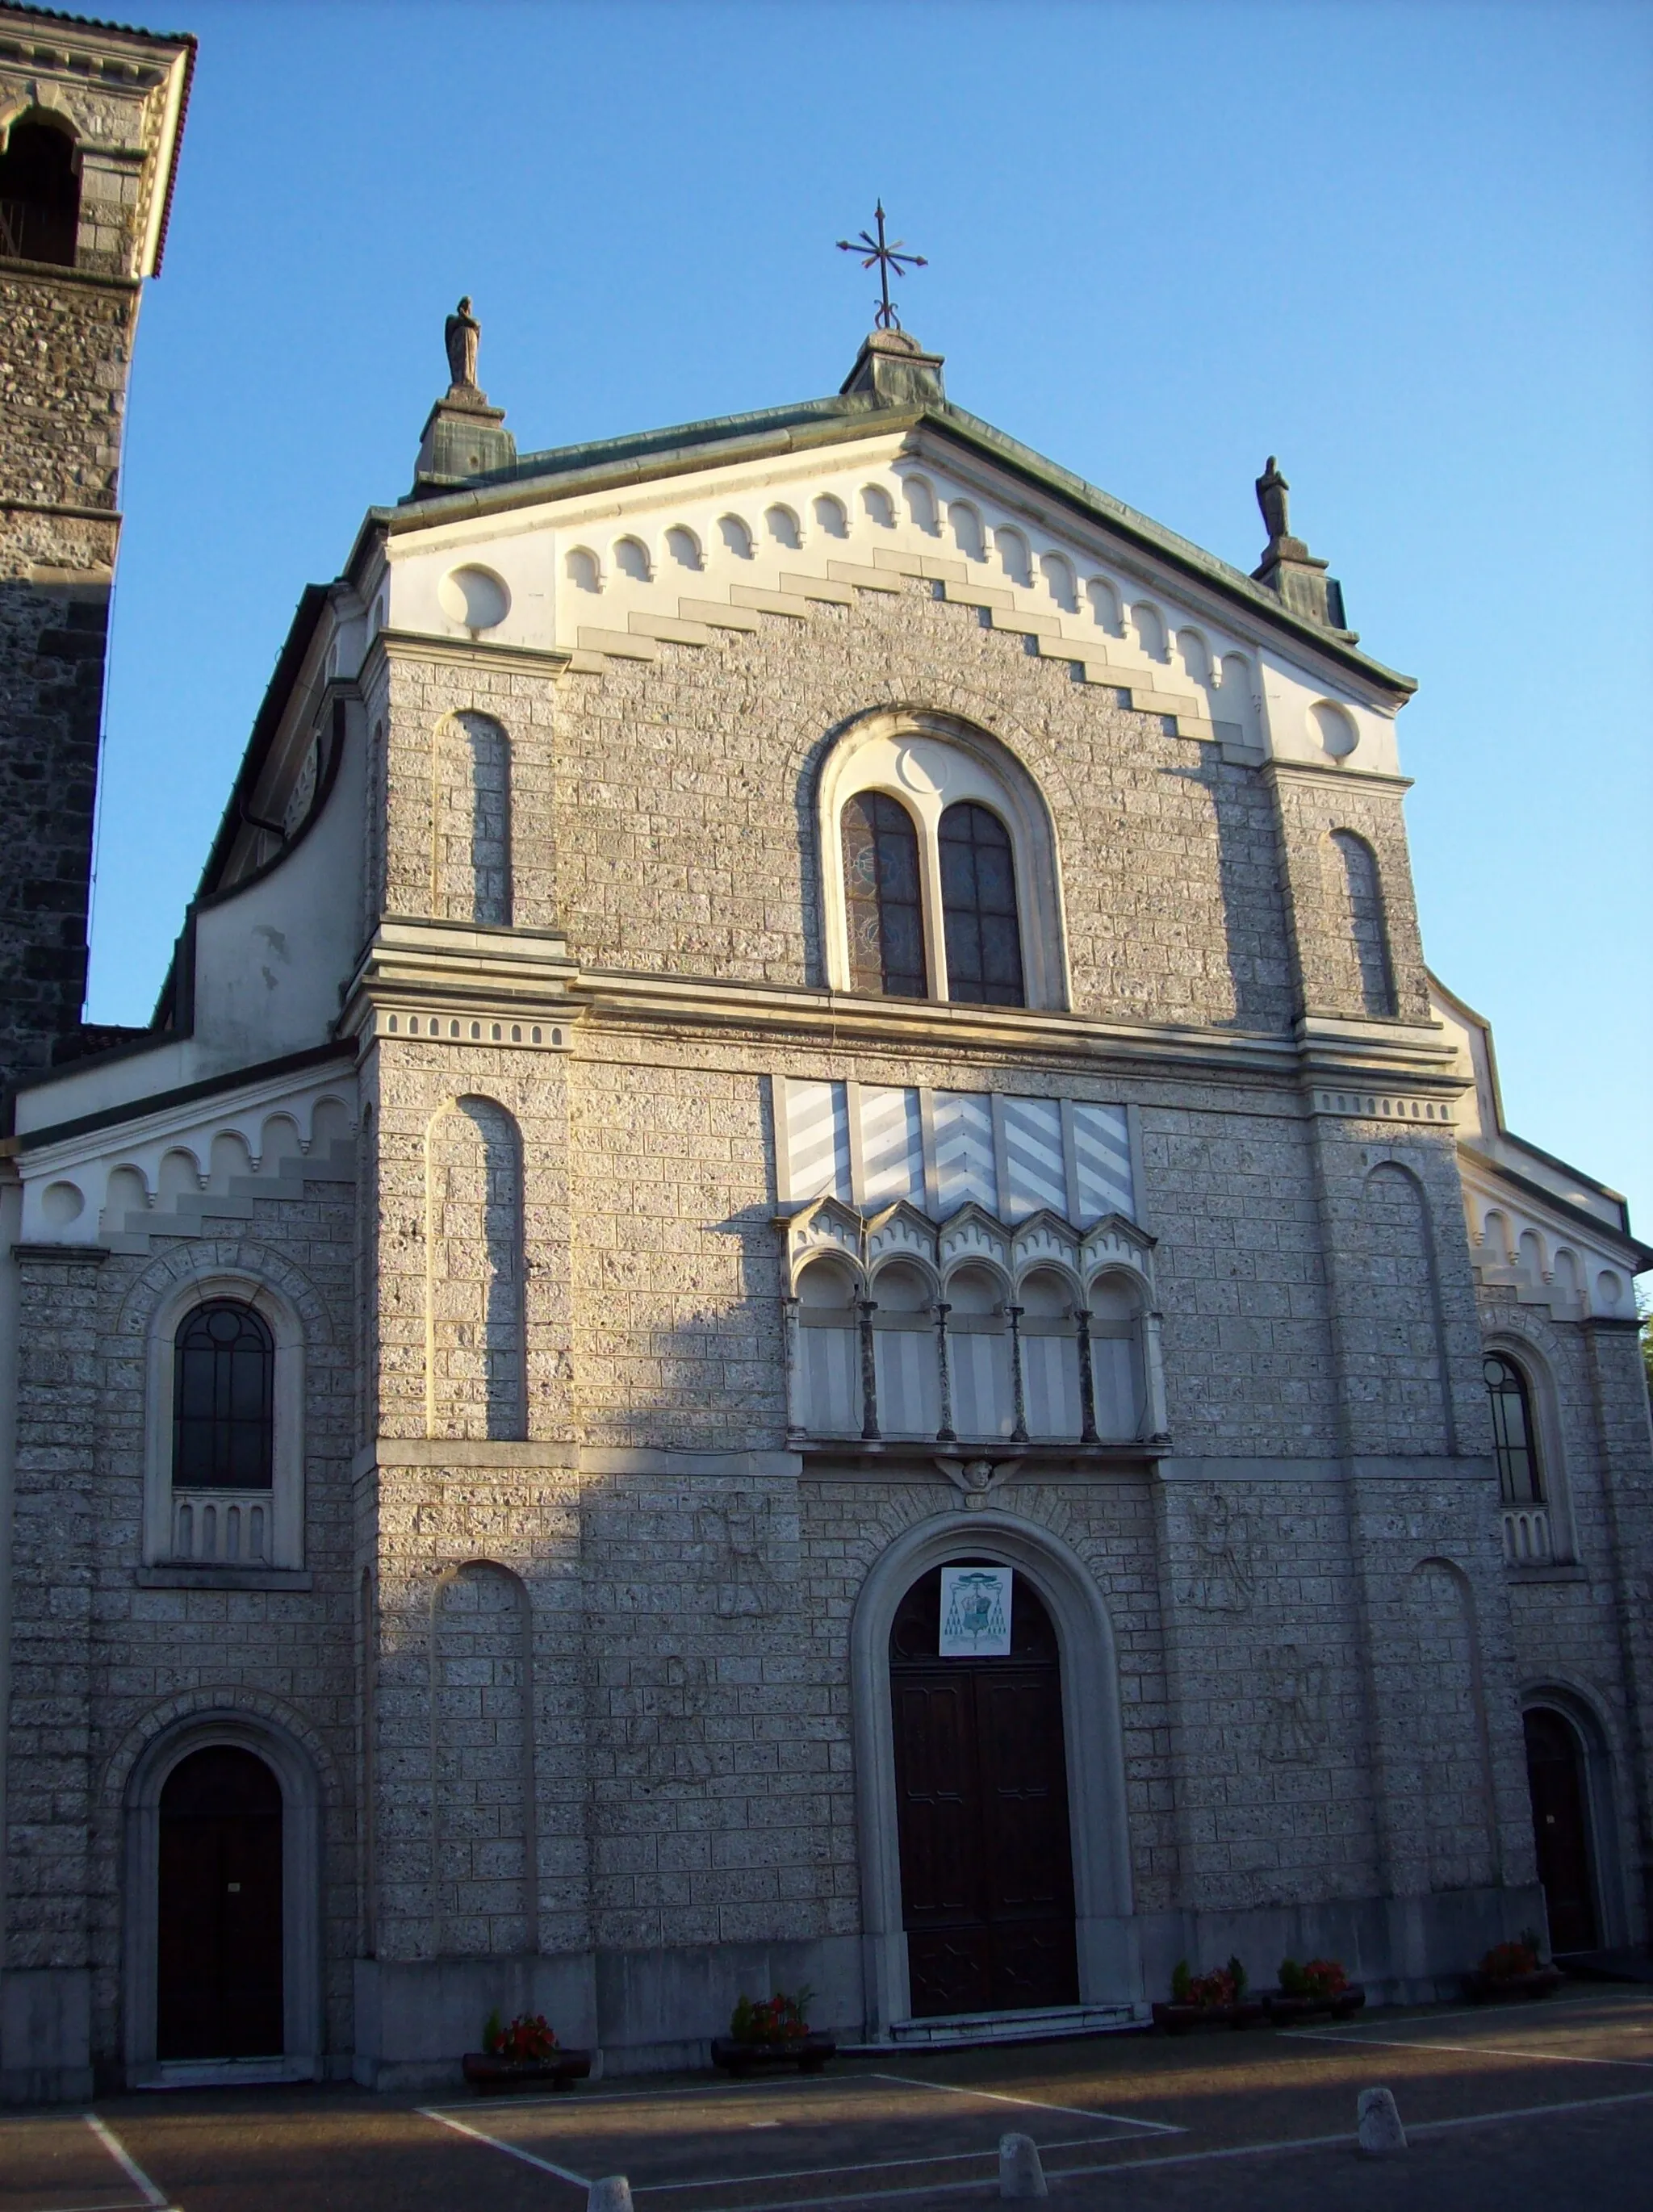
{"left": 4, "top": 1991, "right": 1651, "bottom": 2212}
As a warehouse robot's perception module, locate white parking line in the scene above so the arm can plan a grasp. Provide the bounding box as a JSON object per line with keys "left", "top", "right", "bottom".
{"left": 1283, "top": 2028, "right": 1653, "bottom": 2069}
{"left": 710, "top": 2083, "right": 1653, "bottom": 2210}
{"left": 421, "top": 2073, "right": 820, "bottom": 2115}
{"left": 630, "top": 2129, "right": 1157, "bottom": 2197}
{"left": 871, "top": 2071, "right": 1184, "bottom": 2134}
{"left": 418, "top": 2102, "right": 591, "bottom": 2188}
{"left": 82, "top": 2116, "right": 174, "bottom": 2211}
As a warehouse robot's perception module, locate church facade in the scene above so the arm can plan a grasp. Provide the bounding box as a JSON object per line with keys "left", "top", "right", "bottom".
{"left": 2, "top": 17, "right": 1651, "bottom": 2100}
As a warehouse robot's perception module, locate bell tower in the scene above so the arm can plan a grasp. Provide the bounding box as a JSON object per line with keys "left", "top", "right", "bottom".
{"left": 0, "top": 3, "right": 193, "bottom": 1110}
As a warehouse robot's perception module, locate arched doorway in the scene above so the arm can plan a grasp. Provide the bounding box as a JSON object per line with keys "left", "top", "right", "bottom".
{"left": 157, "top": 1746, "right": 284, "bottom": 2059}
{"left": 889, "top": 1562, "right": 1078, "bottom": 2016}
{"left": 1523, "top": 1707, "right": 1598, "bottom": 1954}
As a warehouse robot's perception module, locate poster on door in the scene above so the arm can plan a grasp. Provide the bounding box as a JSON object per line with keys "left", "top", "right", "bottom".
{"left": 939, "top": 1566, "right": 1013, "bottom": 1657}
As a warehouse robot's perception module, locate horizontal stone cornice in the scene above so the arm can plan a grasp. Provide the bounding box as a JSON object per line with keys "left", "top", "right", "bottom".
{"left": 344, "top": 935, "right": 1475, "bottom": 1096}
{"left": 361, "top": 627, "right": 571, "bottom": 685}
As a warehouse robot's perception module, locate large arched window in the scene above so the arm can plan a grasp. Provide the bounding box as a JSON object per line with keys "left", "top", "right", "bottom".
{"left": 1484, "top": 1353, "right": 1542, "bottom": 1506}
{"left": 819, "top": 713, "right": 1068, "bottom": 1010}
{"left": 939, "top": 803, "right": 1025, "bottom": 1007}
{"left": 0, "top": 117, "right": 80, "bottom": 266}
{"left": 173, "top": 1303, "right": 275, "bottom": 1491}
{"left": 842, "top": 792, "right": 927, "bottom": 997}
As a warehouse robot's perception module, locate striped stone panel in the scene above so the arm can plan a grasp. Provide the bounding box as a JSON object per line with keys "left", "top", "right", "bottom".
{"left": 860, "top": 1085, "right": 925, "bottom": 1207}
{"left": 780, "top": 1079, "right": 1135, "bottom": 1224}
{"left": 785, "top": 1079, "right": 851, "bottom": 1202}
{"left": 1002, "top": 1096, "right": 1066, "bottom": 1219}
{"left": 932, "top": 1091, "right": 998, "bottom": 1215}
{"left": 1072, "top": 1102, "right": 1134, "bottom": 1223}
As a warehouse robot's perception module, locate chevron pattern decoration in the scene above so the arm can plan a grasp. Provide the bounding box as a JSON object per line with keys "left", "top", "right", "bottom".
{"left": 778, "top": 1078, "right": 1136, "bottom": 1223}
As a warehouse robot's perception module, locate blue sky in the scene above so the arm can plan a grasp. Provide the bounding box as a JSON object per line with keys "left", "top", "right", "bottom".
{"left": 97, "top": 0, "right": 1651, "bottom": 1239}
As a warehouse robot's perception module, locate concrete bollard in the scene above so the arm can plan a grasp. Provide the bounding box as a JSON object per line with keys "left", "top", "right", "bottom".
{"left": 1356, "top": 2085, "right": 1408, "bottom": 2156}
{"left": 587, "top": 2180, "right": 634, "bottom": 2212}
{"left": 998, "top": 2131, "right": 1049, "bottom": 2199}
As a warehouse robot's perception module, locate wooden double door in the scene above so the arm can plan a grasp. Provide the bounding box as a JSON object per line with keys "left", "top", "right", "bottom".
{"left": 890, "top": 1566, "right": 1079, "bottom": 2018}
{"left": 157, "top": 1746, "right": 284, "bottom": 2060}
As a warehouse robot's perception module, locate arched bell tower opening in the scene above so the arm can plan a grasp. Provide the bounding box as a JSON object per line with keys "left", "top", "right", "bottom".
{"left": 889, "top": 1562, "right": 1078, "bottom": 2017}
{"left": 0, "top": 114, "right": 81, "bottom": 266}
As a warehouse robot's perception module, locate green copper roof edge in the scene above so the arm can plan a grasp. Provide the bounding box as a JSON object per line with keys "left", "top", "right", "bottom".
{"left": 350, "top": 391, "right": 1416, "bottom": 697}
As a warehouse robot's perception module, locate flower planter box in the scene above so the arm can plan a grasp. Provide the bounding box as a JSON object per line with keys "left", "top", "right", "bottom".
{"left": 710, "top": 2033, "right": 836, "bottom": 2076}
{"left": 1262, "top": 1986, "right": 1366, "bottom": 2025}
{"left": 1465, "top": 1965, "right": 1565, "bottom": 2004}
{"left": 462, "top": 2049, "right": 592, "bottom": 2093}
{"left": 1151, "top": 2000, "right": 1266, "bottom": 2034}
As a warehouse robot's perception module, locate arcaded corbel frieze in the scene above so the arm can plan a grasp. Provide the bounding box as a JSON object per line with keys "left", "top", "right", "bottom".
{"left": 776, "top": 1194, "right": 864, "bottom": 1293}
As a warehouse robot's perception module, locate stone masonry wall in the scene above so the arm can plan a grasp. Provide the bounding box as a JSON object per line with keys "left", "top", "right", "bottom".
{"left": 0, "top": 270, "right": 132, "bottom": 513}
{"left": 4, "top": 1157, "right": 360, "bottom": 2072}
{"left": 375, "top": 587, "right": 1299, "bottom": 1031}
{"left": 0, "top": 265, "right": 139, "bottom": 1099}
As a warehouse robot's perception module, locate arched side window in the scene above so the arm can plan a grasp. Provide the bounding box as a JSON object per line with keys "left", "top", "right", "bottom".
{"left": 144, "top": 1275, "right": 307, "bottom": 1571}
{"left": 1485, "top": 1353, "right": 1542, "bottom": 1505}
{"left": 939, "top": 803, "right": 1025, "bottom": 1008}
{"left": 0, "top": 116, "right": 80, "bottom": 266}
{"left": 1331, "top": 830, "right": 1396, "bottom": 1017}
{"left": 173, "top": 1301, "right": 274, "bottom": 1491}
{"left": 842, "top": 792, "right": 927, "bottom": 998}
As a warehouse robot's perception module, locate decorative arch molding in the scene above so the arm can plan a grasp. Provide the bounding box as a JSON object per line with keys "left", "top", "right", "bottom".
{"left": 423, "top": 1094, "right": 526, "bottom": 1441}
{"left": 1517, "top": 1677, "right": 1630, "bottom": 1951}
{"left": 814, "top": 706, "right": 1070, "bottom": 1010}
{"left": 430, "top": 710, "right": 513, "bottom": 926}
{"left": 427, "top": 1558, "right": 541, "bottom": 1958}
{"left": 1354, "top": 1159, "right": 1458, "bottom": 1456}
{"left": 849, "top": 1507, "right": 1136, "bottom": 2034}
{"left": 118, "top": 1239, "right": 336, "bottom": 1347}
{"left": 0, "top": 96, "right": 81, "bottom": 145}
{"left": 116, "top": 1696, "right": 330, "bottom": 2082}
{"left": 1403, "top": 1554, "right": 1500, "bottom": 1889}
{"left": 132, "top": 1252, "right": 324, "bottom": 1570}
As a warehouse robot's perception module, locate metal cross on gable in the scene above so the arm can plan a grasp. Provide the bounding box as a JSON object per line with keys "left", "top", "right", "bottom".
{"left": 836, "top": 201, "right": 927, "bottom": 332}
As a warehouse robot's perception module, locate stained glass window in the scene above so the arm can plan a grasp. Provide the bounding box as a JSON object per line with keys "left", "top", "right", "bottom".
{"left": 841, "top": 792, "right": 927, "bottom": 997}
{"left": 939, "top": 802, "right": 1024, "bottom": 1006}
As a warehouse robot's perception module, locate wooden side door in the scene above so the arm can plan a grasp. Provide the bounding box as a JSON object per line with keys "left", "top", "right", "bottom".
{"left": 890, "top": 1567, "right": 1079, "bottom": 2018}
{"left": 1524, "top": 1707, "right": 1598, "bottom": 1954}
{"left": 157, "top": 1746, "right": 284, "bottom": 2059}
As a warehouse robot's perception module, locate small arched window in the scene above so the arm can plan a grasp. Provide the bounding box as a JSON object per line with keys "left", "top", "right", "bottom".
{"left": 173, "top": 1302, "right": 274, "bottom": 1490}
{"left": 842, "top": 792, "right": 927, "bottom": 998}
{"left": 939, "top": 802, "right": 1025, "bottom": 1007}
{"left": 0, "top": 118, "right": 79, "bottom": 267}
{"left": 1485, "top": 1353, "right": 1542, "bottom": 1505}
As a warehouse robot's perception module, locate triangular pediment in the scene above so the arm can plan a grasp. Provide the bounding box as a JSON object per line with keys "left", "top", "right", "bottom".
{"left": 371, "top": 383, "right": 1412, "bottom": 776}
